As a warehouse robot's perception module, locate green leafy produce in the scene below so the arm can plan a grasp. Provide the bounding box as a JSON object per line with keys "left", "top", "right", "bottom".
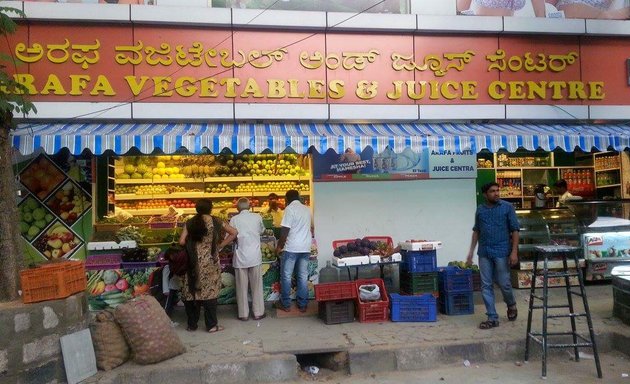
{"left": 217, "top": 287, "right": 236, "bottom": 304}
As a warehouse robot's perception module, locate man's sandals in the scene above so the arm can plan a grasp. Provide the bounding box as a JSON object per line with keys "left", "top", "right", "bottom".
{"left": 479, "top": 320, "right": 499, "bottom": 329}
{"left": 507, "top": 305, "right": 518, "bottom": 321}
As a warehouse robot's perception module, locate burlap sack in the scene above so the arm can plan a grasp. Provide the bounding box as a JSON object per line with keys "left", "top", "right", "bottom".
{"left": 90, "top": 309, "right": 130, "bottom": 371}
{"left": 114, "top": 295, "right": 186, "bottom": 364}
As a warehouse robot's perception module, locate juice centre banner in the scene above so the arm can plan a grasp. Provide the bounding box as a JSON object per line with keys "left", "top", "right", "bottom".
{"left": 1, "top": 24, "right": 629, "bottom": 105}
{"left": 313, "top": 148, "right": 477, "bottom": 181}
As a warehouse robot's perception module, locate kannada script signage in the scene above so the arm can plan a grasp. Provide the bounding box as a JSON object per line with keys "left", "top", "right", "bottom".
{"left": 1, "top": 25, "right": 627, "bottom": 105}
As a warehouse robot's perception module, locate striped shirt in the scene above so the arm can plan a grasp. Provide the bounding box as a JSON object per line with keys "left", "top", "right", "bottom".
{"left": 473, "top": 200, "right": 520, "bottom": 258}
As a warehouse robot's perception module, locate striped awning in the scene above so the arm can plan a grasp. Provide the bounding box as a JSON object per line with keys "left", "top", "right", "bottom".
{"left": 11, "top": 122, "right": 630, "bottom": 155}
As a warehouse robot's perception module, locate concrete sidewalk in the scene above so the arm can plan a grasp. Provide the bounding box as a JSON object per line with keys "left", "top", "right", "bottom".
{"left": 88, "top": 285, "right": 630, "bottom": 384}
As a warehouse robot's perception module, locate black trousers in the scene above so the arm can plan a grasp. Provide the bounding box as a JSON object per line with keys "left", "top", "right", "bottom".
{"left": 183, "top": 299, "right": 218, "bottom": 331}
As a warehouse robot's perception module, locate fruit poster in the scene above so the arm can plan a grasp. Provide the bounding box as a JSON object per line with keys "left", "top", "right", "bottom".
{"left": 16, "top": 151, "right": 93, "bottom": 265}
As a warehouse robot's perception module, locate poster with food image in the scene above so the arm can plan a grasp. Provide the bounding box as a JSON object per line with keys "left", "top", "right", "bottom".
{"left": 18, "top": 196, "right": 55, "bottom": 242}
{"left": 45, "top": 180, "right": 91, "bottom": 226}
{"left": 32, "top": 220, "right": 83, "bottom": 260}
{"left": 584, "top": 232, "right": 630, "bottom": 260}
{"left": 87, "top": 268, "right": 157, "bottom": 311}
{"left": 313, "top": 147, "right": 429, "bottom": 181}
{"left": 19, "top": 155, "right": 66, "bottom": 201}
{"left": 457, "top": 0, "right": 630, "bottom": 20}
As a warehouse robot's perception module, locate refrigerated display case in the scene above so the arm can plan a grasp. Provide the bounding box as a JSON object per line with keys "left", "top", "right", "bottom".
{"left": 566, "top": 200, "right": 630, "bottom": 281}
{"left": 513, "top": 208, "right": 582, "bottom": 288}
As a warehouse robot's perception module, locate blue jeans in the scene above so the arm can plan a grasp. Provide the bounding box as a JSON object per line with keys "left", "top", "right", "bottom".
{"left": 479, "top": 255, "right": 516, "bottom": 322}
{"left": 280, "top": 251, "right": 310, "bottom": 309}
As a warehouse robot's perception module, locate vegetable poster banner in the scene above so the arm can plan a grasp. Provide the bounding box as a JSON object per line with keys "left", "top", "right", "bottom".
{"left": 15, "top": 151, "right": 93, "bottom": 265}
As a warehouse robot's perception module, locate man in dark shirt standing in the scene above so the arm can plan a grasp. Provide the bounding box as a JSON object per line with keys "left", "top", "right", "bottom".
{"left": 467, "top": 182, "right": 520, "bottom": 329}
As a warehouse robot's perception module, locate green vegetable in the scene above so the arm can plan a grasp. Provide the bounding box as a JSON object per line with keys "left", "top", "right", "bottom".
{"left": 44, "top": 214, "right": 54, "bottom": 223}
{"left": 102, "top": 270, "right": 119, "bottom": 285}
{"left": 22, "top": 212, "right": 33, "bottom": 223}
{"left": 217, "top": 287, "right": 236, "bottom": 305}
{"left": 19, "top": 222, "right": 29, "bottom": 234}
{"left": 221, "top": 272, "right": 235, "bottom": 288}
{"left": 34, "top": 220, "right": 47, "bottom": 230}
{"left": 26, "top": 199, "right": 39, "bottom": 211}
{"left": 27, "top": 226, "right": 39, "bottom": 237}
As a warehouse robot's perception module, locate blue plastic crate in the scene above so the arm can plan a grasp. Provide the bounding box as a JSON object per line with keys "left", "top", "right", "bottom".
{"left": 390, "top": 293, "right": 437, "bottom": 322}
{"left": 400, "top": 250, "right": 437, "bottom": 273}
{"left": 438, "top": 291, "right": 474, "bottom": 316}
{"left": 438, "top": 266, "right": 473, "bottom": 293}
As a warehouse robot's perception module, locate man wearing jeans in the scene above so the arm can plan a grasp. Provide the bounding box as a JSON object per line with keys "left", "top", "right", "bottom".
{"left": 467, "top": 182, "right": 520, "bottom": 329}
{"left": 275, "top": 190, "right": 312, "bottom": 312}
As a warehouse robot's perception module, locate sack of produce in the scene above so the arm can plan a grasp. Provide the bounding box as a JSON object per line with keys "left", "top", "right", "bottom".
{"left": 114, "top": 295, "right": 186, "bottom": 364}
{"left": 358, "top": 284, "right": 381, "bottom": 302}
{"left": 90, "top": 309, "right": 130, "bottom": 371}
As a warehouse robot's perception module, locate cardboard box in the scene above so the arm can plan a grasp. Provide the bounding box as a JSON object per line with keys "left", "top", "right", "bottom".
{"left": 332, "top": 256, "right": 370, "bottom": 267}
{"left": 511, "top": 269, "right": 579, "bottom": 289}
{"left": 400, "top": 241, "right": 442, "bottom": 251}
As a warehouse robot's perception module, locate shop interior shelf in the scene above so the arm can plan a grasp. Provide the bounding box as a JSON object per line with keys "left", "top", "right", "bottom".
{"left": 124, "top": 208, "right": 197, "bottom": 216}
{"left": 116, "top": 178, "right": 204, "bottom": 184}
{"left": 596, "top": 184, "right": 621, "bottom": 188}
{"left": 594, "top": 168, "right": 620, "bottom": 173}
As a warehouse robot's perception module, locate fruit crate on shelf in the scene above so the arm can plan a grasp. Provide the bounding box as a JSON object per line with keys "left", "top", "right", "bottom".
{"left": 314, "top": 281, "right": 357, "bottom": 301}
{"left": 400, "top": 271, "right": 439, "bottom": 297}
{"left": 332, "top": 236, "right": 393, "bottom": 250}
{"left": 390, "top": 293, "right": 437, "bottom": 322}
{"left": 20, "top": 260, "right": 86, "bottom": 304}
{"left": 438, "top": 291, "right": 474, "bottom": 316}
{"left": 318, "top": 300, "right": 355, "bottom": 324}
{"left": 85, "top": 254, "right": 122, "bottom": 270}
{"left": 438, "top": 266, "right": 473, "bottom": 293}
{"left": 400, "top": 250, "right": 437, "bottom": 273}
{"left": 356, "top": 278, "right": 389, "bottom": 323}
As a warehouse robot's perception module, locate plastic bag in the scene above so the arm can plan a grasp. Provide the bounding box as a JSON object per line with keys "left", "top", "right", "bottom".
{"left": 359, "top": 284, "right": 381, "bottom": 302}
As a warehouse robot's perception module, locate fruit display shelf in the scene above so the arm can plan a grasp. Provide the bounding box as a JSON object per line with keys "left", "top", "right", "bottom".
{"left": 115, "top": 191, "right": 311, "bottom": 201}
{"left": 122, "top": 207, "right": 265, "bottom": 216}
{"left": 116, "top": 175, "right": 311, "bottom": 185}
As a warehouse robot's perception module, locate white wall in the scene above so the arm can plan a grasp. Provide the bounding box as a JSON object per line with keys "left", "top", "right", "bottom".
{"left": 312, "top": 179, "right": 477, "bottom": 268}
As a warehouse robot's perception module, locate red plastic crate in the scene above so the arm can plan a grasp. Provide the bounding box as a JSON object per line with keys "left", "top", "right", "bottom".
{"left": 332, "top": 236, "right": 393, "bottom": 250}
{"left": 356, "top": 278, "right": 390, "bottom": 323}
{"left": 315, "top": 281, "right": 357, "bottom": 302}
{"left": 20, "top": 261, "right": 86, "bottom": 304}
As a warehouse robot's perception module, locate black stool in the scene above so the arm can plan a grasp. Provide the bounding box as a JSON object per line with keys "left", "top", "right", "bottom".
{"left": 524, "top": 245, "right": 602, "bottom": 379}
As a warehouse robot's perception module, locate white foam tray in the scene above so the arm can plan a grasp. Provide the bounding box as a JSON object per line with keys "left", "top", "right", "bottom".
{"left": 399, "top": 241, "right": 442, "bottom": 251}
{"left": 87, "top": 240, "right": 137, "bottom": 251}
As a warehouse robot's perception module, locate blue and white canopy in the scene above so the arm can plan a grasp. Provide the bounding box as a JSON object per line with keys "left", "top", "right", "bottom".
{"left": 11, "top": 122, "right": 630, "bottom": 155}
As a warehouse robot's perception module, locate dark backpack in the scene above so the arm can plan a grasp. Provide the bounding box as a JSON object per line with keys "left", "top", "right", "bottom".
{"left": 164, "top": 245, "right": 189, "bottom": 277}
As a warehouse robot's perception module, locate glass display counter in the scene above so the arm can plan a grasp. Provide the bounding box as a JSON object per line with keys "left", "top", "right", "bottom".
{"left": 566, "top": 200, "right": 630, "bottom": 281}
{"left": 513, "top": 208, "right": 582, "bottom": 288}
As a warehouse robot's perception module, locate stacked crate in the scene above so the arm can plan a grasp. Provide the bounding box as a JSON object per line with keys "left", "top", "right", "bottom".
{"left": 400, "top": 250, "right": 438, "bottom": 297}
{"left": 438, "top": 266, "right": 474, "bottom": 315}
{"left": 393, "top": 250, "right": 438, "bottom": 322}
{"left": 314, "top": 281, "right": 357, "bottom": 324}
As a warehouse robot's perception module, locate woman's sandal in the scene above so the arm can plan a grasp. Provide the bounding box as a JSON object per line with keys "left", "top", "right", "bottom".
{"left": 208, "top": 325, "right": 224, "bottom": 333}
{"left": 507, "top": 306, "right": 518, "bottom": 321}
{"left": 479, "top": 320, "right": 499, "bottom": 329}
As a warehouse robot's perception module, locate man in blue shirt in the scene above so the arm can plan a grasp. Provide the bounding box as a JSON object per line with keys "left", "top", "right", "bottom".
{"left": 467, "top": 182, "right": 520, "bottom": 329}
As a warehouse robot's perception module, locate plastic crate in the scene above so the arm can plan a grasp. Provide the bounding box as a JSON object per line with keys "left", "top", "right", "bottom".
{"left": 85, "top": 254, "right": 122, "bottom": 270}
{"left": 315, "top": 281, "right": 357, "bottom": 302}
{"left": 400, "top": 250, "right": 437, "bottom": 273}
{"left": 390, "top": 293, "right": 437, "bottom": 322}
{"left": 356, "top": 278, "right": 389, "bottom": 323}
{"left": 121, "top": 261, "right": 159, "bottom": 270}
{"left": 332, "top": 236, "right": 393, "bottom": 250}
{"left": 438, "top": 291, "right": 474, "bottom": 316}
{"left": 20, "top": 261, "right": 86, "bottom": 304}
{"left": 318, "top": 300, "right": 355, "bottom": 324}
{"left": 400, "top": 271, "right": 438, "bottom": 296}
{"left": 438, "top": 266, "right": 473, "bottom": 293}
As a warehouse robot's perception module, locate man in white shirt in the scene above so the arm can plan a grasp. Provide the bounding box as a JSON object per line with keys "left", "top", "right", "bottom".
{"left": 555, "top": 179, "right": 581, "bottom": 207}
{"left": 229, "top": 198, "right": 266, "bottom": 321}
{"left": 275, "top": 190, "right": 312, "bottom": 312}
